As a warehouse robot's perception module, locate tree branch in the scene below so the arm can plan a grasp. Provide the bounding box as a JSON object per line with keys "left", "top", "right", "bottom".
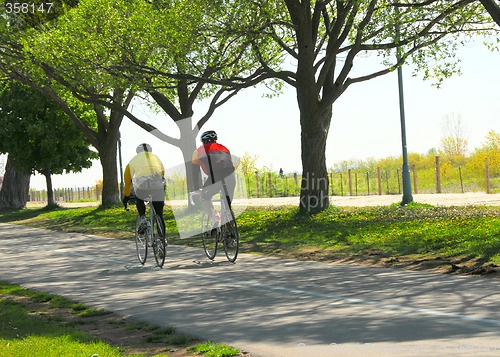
{"left": 480, "top": 0, "right": 500, "bottom": 26}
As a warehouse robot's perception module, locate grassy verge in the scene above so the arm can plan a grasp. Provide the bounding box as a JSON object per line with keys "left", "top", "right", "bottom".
{"left": 0, "top": 281, "right": 242, "bottom": 357}
{"left": 238, "top": 203, "right": 500, "bottom": 274}
{"left": 1, "top": 202, "right": 499, "bottom": 275}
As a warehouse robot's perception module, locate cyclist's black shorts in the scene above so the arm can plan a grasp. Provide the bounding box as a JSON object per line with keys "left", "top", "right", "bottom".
{"left": 202, "top": 171, "right": 236, "bottom": 204}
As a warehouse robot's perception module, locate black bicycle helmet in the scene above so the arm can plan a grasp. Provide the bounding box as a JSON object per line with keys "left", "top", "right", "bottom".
{"left": 136, "top": 143, "right": 152, "bottom": 153}
{"left": 201, "top": 130, "right": 217, "bottom": 144}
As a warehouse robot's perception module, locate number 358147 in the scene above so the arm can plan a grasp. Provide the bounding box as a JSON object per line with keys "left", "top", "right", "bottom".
{"left": 5, "top": 3, "right": 54, "bottom": 14}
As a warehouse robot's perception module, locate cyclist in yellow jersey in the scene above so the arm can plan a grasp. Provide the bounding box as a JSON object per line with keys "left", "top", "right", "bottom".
{"left": 122, "top": 143, "right": 166, "bottom": 235}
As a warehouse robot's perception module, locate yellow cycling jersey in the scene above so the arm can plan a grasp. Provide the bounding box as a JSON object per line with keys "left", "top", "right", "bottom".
{"left": 124, "top": 152, "right": 165, "bottom": 196}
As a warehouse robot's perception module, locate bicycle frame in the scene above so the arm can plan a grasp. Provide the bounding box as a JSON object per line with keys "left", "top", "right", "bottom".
{"left": 145, "top": 197, "right": 156, "bottom": 246}
{"left": 125, "top": 194, "right": 166, "bottom": 267}
{"left": 192, "top": 177, "right": 239, "bottom": 262}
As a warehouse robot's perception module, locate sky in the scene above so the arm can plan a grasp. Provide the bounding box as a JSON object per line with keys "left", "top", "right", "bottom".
{"left": 4, "top": 37, "right": 499, "bottom": 191}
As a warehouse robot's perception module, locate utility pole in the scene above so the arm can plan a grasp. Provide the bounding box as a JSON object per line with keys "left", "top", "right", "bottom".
{"left": 395, "top": 4, "right": 413, "bottom": 205}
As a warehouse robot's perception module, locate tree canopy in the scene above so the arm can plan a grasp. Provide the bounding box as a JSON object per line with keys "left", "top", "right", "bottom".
{"left": 0, "top": 0, "right": 135, "bottom": 205}
{"left": 0, "top": 81, "right": 98, "bottom": 205}
{"left": 18, "top": 0, "right": 283, "bottom": 196}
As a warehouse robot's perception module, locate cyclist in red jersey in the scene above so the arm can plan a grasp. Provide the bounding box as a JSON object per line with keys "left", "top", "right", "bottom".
{"left": 192, "top": 130, "right": 236, "bottom": 221}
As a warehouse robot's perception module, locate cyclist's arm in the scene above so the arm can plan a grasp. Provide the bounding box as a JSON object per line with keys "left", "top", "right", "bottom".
{"left": 160, "top": 160, "right": 165, "bottom": 177}
{"left": 124, "top": 164, "right": 132, "bottom": 196}
{"left": 192, "top": 149, "right": 201, "bottom": 165}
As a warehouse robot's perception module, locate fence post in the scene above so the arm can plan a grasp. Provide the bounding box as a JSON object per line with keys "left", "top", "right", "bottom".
{"left": 411, "top": 164, "right": 418, "bottom": 194}
{"left": 366, "top": 172, "right": 370, "bottom": 195}
{"left": 385, "top": 171, "right": 390, "bottom": 194}
{"left": 268, "top": 173, "right": 273, "bottom": 197}
{"left": 330, "top": 172, "right": 334, "bottom": 195}
{"left": 459, "top": 167, "right": 464, "bottom": 193}
{"left": 486, "top": 158, "right": 491, "bottom": 194}
{"left": 340, "top": 173, "right": 344, "bottom": 196}
{"left": 397, "top": 169, "right": 401, "bottom": 194}
{"left": 348, "top": 169, "right": 353, "bottom": 196}
{"left": 377, "top": 167, "right": 382, "bottom": 195}
{"left": 293, "top": 172, "right": 299, "bottom": 196}
{"left": 255, "top": 171, "right": 260, "bottom": 198}
{"left": 435, "top": 156, "right": 442, "bottom": 194}
{"left": 355, "top": 172, "right": 358, "bottom": 196}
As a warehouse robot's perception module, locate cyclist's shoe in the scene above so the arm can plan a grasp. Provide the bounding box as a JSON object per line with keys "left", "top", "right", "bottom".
{"left": 137, "top": 218, "right": 147, "bottom": 235}
{"left": 226, "top": 235, "right": 237, "bottom": 247}
{"left": 212, "top": 211, "right": 221, "bottom": 229}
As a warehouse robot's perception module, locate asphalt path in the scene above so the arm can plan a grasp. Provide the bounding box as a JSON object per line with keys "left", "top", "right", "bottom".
{"left": 0, "top": 223, "right": 499, "bottom": 357}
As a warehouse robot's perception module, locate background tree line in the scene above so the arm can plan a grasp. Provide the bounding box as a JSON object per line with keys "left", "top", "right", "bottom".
{"left": 27, "top": 128, "right": 500, "bottom": 202}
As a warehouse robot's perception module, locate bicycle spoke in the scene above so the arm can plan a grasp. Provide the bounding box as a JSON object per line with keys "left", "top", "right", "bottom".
{"left": 201, "top": 211, "right": 218, "bottom": 260}
{"left": 152, "top": 214, "right": 166, "bottom": 267}
{"left": 223, "top": 213, "right": 239, "bottom": 263}
{"left": 135, "top": 216, "right": 147, "bottom": 265}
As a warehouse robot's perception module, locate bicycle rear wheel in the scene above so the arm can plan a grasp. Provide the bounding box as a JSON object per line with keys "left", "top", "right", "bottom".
{"left": 135, "top": 216, "right": 147, "bottom": 265}
{"left": 201, "top": 211, "right": 218, "bottom": 260}
{"left": 152, "top": 214, "right": 166, "bottom": 268}
{"left": 222, "top": 208, "right": 239, "bottom": 263}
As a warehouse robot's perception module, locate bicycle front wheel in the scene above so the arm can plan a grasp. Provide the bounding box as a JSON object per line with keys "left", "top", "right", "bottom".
{"left": 201, "top": 211, "right": 218, "bottom": 260}
{"left": 152, "top": 214, "right": 166, "bottom": 268}
{"left": 135, "top": 216, "right": 147, "bottom": 265}
{"left": 222, "top": 209, "right": 239, "bottom": 263}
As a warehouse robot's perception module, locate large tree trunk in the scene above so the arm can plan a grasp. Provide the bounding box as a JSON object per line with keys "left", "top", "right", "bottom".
{"left": 289, "top": 0, "right": 333, "bottom": 213}
{"left": 99, "top": 138, "right": 120, "bottom": 206}
{"left": 299, "top": 107, "right": 332, "bottom": 213}
{"left": 43, "top": 169, "right": 55, "bottom": 207}
{"left": 0, "top": 157, "right": 30, "bottom": 210}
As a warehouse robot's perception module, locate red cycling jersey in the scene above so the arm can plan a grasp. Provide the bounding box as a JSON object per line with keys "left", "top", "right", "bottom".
{"left": 192, "top": 142, "right": 233, "bottom": 177}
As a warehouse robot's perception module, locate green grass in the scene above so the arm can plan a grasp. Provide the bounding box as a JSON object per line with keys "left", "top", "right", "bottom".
{"left": 236, "top": 202, "right": 500, "bottom": 268}
{"left": 1, "top": 202, "right": 499, "bottom": 268}
{"left": 0, "top": 281, "right": 241, "bottom": 357}
{"left": 0, "top": 297, "right": 123, "bottom": 357}
{"left": 188, "top": 341, "right": 240, "bottom": 357}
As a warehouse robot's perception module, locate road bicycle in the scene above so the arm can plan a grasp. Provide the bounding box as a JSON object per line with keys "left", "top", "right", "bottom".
{"left": 190, "top": 178, "right": 239, "bottom": 263}
{"left": 124, "top": 195, "right": 166, "bottom": 268}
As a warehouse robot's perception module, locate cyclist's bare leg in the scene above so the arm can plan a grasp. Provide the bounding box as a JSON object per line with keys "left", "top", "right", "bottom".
{"left": 202, "top": 199, "right": 215, "bottom": 219}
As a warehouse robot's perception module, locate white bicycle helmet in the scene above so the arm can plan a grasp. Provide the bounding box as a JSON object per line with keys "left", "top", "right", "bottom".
{"left": 136, "top": 143, "right": 152, "bottom": 153}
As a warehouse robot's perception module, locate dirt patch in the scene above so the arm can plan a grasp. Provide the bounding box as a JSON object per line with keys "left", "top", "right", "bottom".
{"left": 4, "top": 294, "right": 251, "bottom": 357}
{"left": 354, "top": 253, "right": 500, "bottom": 277}
{"left": 267, "top": 245, "right": 499, "bottom": 279}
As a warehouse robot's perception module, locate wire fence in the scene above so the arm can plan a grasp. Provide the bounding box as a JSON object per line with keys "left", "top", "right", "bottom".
{"left": 28, "top": 157, "right": 500, "bottom": 202}
{"left": 29, "top": 186, "right": 102, "bottom": 203}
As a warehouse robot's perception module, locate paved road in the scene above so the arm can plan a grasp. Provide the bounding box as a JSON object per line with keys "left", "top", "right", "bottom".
{"left": 1, "top": 223, "right": 499, "bottom": 357}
